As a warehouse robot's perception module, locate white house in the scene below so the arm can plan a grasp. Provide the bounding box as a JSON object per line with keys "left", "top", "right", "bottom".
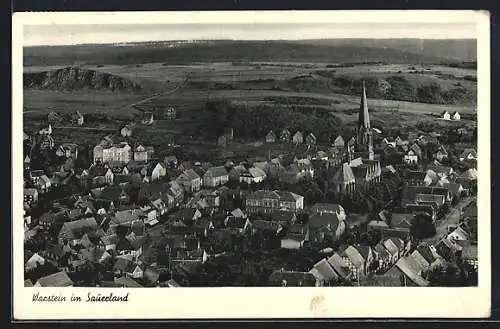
{"left": 451, "top": 111, "right": 461, "bottom": 121}
{"left": 442, "top": 111, "right": 451, "bottom": 120}
{"left": 403, "top": 149, "right": 418, "bottom": 165}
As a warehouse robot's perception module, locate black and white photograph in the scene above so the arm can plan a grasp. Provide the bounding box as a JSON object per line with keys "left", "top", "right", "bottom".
{"left": 13, "top": 11, "right": 490, "bottom": 319}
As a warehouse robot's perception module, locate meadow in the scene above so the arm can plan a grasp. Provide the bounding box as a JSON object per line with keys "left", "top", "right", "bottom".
{"left": 23, "top": 55, "right": 477, "bottom": 158}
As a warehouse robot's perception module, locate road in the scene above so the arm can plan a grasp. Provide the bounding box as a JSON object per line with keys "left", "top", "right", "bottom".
{"left": 423, "top": 196, "right": 475, "bottom": 245}
{"left": 129, "top": 75, "right": 190, "bottom": 111}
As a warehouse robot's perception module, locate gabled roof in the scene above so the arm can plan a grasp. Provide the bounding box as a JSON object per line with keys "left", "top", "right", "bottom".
{"left": 332, "top": 163, "right": 355, "bottom": 183}
{"left": 416, "top": 244, "right": 439, "bottom": 264}
{"left": 310, "top": 203, "right": 344, "bottom": 214}
{"left": 309, "top": 213, "right": 342, "bottom": 231}
{"left": 179, "top": 169, "right": 200, "bottom": 181}
{"left": 35, "top": 271, "right": 73, "bottom": 287}
{"left": 112, "top": 209, "right": 142, "bottom": 226}
{"left": 310, "top": 258, "right": 338, "bottom": 281}
{"left": 394, "top": 257, "right": 429, "bottom": 287}
{"left": 204, "top": 166, "right": 228, "bottom": 178}
{"left": 343, "top": 245, "right": 365, "bottom": 268}
{"left": 59, "top": 217, "right": 98, "bottom": 240}
{"left": 375, "top": 242, "right": 392, "bottom": 259}
{"left": 326, "top": 253, "right": 350, "bottom": 279}
{"left": 114, "top": 276, "right": 143, "bottom": 288}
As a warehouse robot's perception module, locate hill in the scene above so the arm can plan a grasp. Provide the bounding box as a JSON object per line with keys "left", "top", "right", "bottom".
{"left": 23, "top": 40, "right": 452, "bottom": 67}
{"left": 296, "top": 39, "right": 477, "bottom": 61}
{"left": 23, "top": 67, "right": 143, "bottom": 92}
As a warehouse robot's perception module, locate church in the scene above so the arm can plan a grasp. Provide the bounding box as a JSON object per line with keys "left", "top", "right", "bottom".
{"left": 330, "top": 82, "right": 381, "bottom": 194}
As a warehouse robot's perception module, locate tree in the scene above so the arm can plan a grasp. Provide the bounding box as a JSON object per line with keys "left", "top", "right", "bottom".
{"left": 410, "top": 213, "right": 436, "bottom": 241}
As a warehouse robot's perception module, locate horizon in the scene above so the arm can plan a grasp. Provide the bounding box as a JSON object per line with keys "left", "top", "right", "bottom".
{"left": 23, "top": 37, "right": 478, "bottom": 48}
{"left": 22, "top": 22, "right": 477, "bottom": 47}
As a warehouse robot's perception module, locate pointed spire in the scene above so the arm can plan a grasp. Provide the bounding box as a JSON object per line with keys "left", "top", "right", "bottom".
{"left": 358, "top": 81, "right": 370, "bottom": 129}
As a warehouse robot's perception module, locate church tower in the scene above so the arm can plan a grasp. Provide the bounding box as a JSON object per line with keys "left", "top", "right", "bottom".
{"left": 356, "top": 81, "right": 374, "bottom": 160}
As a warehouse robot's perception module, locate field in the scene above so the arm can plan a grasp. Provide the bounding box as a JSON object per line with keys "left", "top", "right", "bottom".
{"left": 23, "top": 42, "right": 477, "bottom": 158}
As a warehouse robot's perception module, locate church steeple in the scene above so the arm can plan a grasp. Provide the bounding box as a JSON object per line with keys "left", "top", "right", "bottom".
{"left": 358, "top": 81, "right": 370, "bottom": 129}
{"left": 356, "top": 81, "right": 374, "bottom": 160}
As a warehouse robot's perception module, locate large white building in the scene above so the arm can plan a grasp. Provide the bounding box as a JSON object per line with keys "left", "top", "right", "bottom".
{"left": 93, "top": 142, "right": 132, "bottom": 165}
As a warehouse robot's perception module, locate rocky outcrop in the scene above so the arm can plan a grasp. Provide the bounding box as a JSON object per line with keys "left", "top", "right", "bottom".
{"left": 23, "top": 67, "right": 142, "bottom": 92}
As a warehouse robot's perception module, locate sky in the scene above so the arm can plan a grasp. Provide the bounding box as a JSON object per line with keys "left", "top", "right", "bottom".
{"left": 23, "top": 23, "right": 478, "bottom": 46}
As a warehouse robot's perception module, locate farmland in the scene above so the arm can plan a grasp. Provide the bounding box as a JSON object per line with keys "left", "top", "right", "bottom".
{"left": 23, "top": 40, "right": 477, "bottom": 157}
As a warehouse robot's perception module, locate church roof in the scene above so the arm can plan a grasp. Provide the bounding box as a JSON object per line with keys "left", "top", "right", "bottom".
{"left": 332, "top": 163, "right": 355, "bottom": 183}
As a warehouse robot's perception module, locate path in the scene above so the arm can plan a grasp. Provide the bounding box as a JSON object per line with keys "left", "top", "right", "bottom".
{"left": 423, "top": 195, "right": 475, "bottom": 245}
{"left": 129, "top": 75, "right": 190, "bottom": 111}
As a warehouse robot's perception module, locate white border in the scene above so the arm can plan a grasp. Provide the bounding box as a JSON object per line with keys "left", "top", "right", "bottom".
{"left": 13, "top": 10, "right": 491, "bottom": 320}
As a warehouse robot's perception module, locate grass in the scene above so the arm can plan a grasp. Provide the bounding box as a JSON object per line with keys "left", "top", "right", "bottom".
{"left": 22, "top": 59, "right": 477, "bottom": 160}
{"left": 23, "top": 90, "right": 145, "bottom": 119}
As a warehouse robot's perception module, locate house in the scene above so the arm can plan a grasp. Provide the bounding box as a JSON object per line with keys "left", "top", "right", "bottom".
{"left": 140, "top": 206, "right": 159, "bottom": 226}
{"left": 172, "top": 208, "right": 202, "bottom": 227}
{"left": 96, "top": 186, "right": 130, "bottom": 205}
{"left": 410, "top": 244, "right": 441, "bottom": 270}
{"left": 110, "top": 209, "right": 143, "bottom": 229}
{"left": 147, "top": 162, "right": 167, "bottom": 182}
{"left": 435, "top": 237, "right": 462, "bottom": 262}
{"left": 403, "top": 149, "right": 418, "bottom": 165}
{"left": 203, "top": 166, "right": 229, "bottom": 188}
{"left": 25, "top": 253, "right": 46, "bottom": 271}
{"left": 24, "top": 155, "right": 31, "bottom": 170}
{"left": 151, "top": 198, "right": 168, "bottom": 216}
{"left": 459, "top": 148, "right": 477, "bottom": 162}
{"left": 245, "top": 190, "right": 304, "bottom": 214}
{"left": 176, "top": 169, "right": 202, "bottom": 193}
{"left": 125, "top": 262, "right": 147, "bottom": 279}
{"left": 462, "top": 245, "right": 478, "bottom": 270}
{"left": 114, "top": 276, "right": 144, "bottom": 288}
{"left": 441, "top": 111, "right": 451, "bottom": 120}
{"left": 281, "top": 223, "right": 309, "bottom": 249}
{"left": 224, "top": 216, "right": 252, "bottom": 234}
{"left": 36, "top": 175, "right": 52, "bottom": 193}
{"left": 292, "top": 131, "right": 304, "bottom": 145}
{"left": 72, "top": 111, "right": 84, "bottom": 126}
{"left": 309, "top": 258, "right": 341, "bottom": 286}
{"left": 142, "top": 111, "right": 154, "bottom": 125}
{"left": 308, "top": 213, "right": 346, "bottom": 244}
{"left": 383, "top": 256, "right": 429, "bottom": 287}
{"left": 121, "top": 124, "right": 134, "bottom": 137}
{"left": 164, "top": 155, "right": 179, "bottom": 168}
{"left": 451, "top": 111, "right": 461, "bottom": 121}
{"left": 280, "top": 128, "right": 291, "bottom": 142}
{"left": 39, "top": 134, "right": 55, "bottom": 150}
{"left": 339, "top": 245, "right": 368, "bottom": 282}
{"left": 309, "top": 203, "right": 346, "bottom": 221}
{"left": 249, "top": 219, "right": 287, "bottom": 236}
{"left": 306, "top": 133, "right": 317, "bottom": 145}
{"left": 374, "top": 242, "right": 393, "bottom": 272}
{"left": 134, "top": 145, "right": 149, "bottom": 163}
{"left": 265, "top": 130, "right": 276, "bottom": 143}
{"left": 434, "top": 146, "right": 448, "bottom": 162}
{"left": 333, "top": 135, "right": 345, "bottom": 149}
{"left": 167, "top": 180, "right": 185, "bottom": 205}
{"left": 24, "top": 188, "right": 39, "bottom": 206}
{"left": 164, "top": 106, "right": 176, "bottom": 120}
{"left": 240, "top": 167, "right": 267, "bottom": 184}
{"left": 58, "top": 217, "right": 99, "bottom": 246}
{"left": 383, "top": 237, "right": 406, "bottom": 264}
{"left": 56, "top": 143, "right": 79, "bottom": 160}
{"left": 34, "top": 271, "right": 74, "bottom": 287}
{"left": 93, "top": 142, "right": 132, "bottom": 165}
{"left": 268, "top": 270, "right": 318, "bottom": 287}
{"left": 85, "top": 166, "right": 115, "bottom": 187}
